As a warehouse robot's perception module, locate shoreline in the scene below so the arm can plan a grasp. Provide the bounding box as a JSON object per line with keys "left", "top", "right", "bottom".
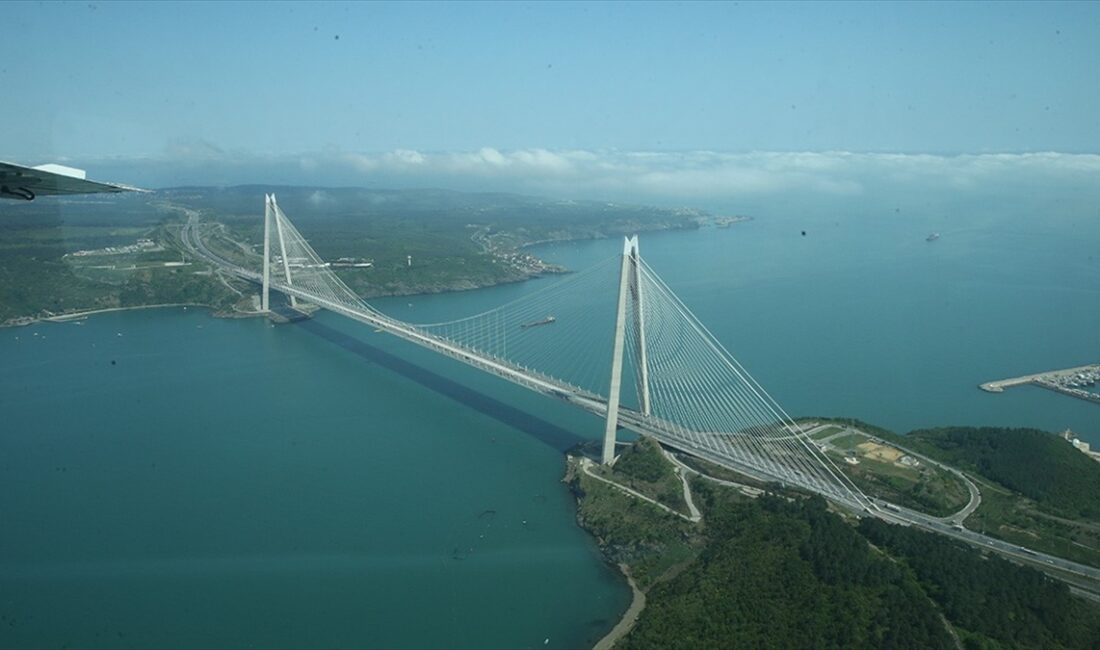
{"left": 44, "top": 303, "right": 212, "bottom": 322}
{"left": 4, "top": 303, "right": 218, "bottom": 328}
{"left": 1, "top": 241, "right": 570, "bottom": 329}
{"left": 564, "top": 454, "right": 654, "bottom": 650}
{"left": 593, "top": 563, "right": 645, "bottom": 650}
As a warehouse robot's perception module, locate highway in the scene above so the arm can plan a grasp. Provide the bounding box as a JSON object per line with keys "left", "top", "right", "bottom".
{"left": 179, "top": 211, "right": 1100, "bottom": 599}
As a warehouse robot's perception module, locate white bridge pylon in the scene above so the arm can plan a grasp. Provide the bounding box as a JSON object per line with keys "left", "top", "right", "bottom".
{"left": 603, "top": 235, "right": 647, "bottom": 464}
{"left": 256, "top": 195, "right": 870, "bottom": 511}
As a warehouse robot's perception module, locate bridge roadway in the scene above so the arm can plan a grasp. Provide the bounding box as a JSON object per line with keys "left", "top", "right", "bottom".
{"left": 180, "top": 216, "right": 1100, "bottom": 593}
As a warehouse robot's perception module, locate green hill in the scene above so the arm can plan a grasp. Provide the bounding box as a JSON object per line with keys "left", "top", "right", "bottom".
{"left": 907, "top": 426, "right": 1100, "bottom": 520}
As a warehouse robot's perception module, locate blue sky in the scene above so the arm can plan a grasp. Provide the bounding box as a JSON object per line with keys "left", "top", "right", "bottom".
{"left": 4, "top": 1, "right": 1100, "bottom": 194}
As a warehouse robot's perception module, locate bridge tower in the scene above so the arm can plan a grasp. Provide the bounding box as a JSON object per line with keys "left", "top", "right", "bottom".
{"left": 262, "top": 194, "right": 271, "bottom": 311}
{"left": 602, "top": 235, "right": 650, "bottom": 464}
{"left": 263, "top": 194, "right": 297, "bottom": 309}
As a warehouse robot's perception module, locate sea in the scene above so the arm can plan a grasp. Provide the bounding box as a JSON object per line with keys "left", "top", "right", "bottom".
{"left": 2, "top": 191, "right": 1099, "bottom": 648}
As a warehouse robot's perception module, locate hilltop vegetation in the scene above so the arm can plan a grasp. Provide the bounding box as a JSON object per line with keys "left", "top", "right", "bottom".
{"left": 904, "top": 426, "right": 1100, "bottom": 520}
{"left": 623, "top": 491, "right": 953, "bottom": 650}
{"left": 889, "top": 426, "right": 1100, "bottom": 568}
{"left": 604, "top": 436, "right": 688, "bottom": 513}
{"left": 807, "top": 422, "right": 1100, "bottom": 566}
{"left": 572, "top": 434, "right": 1100, "bottom": 649}
{"left": 860, "top": 517, "right": 1100, "bottom": 649}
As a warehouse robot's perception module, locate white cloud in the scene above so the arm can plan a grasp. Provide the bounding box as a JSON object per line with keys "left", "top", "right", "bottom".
{"left": 82, "top": 147, "right": 1100, "bottom": 201}
{"left": 386, "top": 149, "right": 427, "bottom": 166}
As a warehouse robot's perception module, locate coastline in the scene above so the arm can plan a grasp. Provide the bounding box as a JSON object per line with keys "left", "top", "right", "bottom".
{"left": 0, "top": 270, "right": 558, "bottom": 327}
{"left": 4, "top": 303, "right": 218, "bottom": 328}
{"left": 593, "top": 564, "right": 645, "bottom": 650}
{"left": 43, "top": 303, "right": 212, "bottom": 322}
{"left": 0, "top": 271, "right": 558, "bottom": 328}
{"left": 3, "top": 211, "right": 719, "bottom": 329}
{"left": 2, "top": 231, "right": 631, "bottom": 327}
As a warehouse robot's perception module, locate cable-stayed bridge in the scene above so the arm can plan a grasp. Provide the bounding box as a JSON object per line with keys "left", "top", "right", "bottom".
{"left": 176, "top": 195, "right": 1100, "bottom": 591}
{"left": 214, "top": 194, "right": 870, "bottom": 511}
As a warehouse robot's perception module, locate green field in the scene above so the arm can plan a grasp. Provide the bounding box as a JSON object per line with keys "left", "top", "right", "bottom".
{"left": 809, "top": 425, "right": 843, "bottom": 440}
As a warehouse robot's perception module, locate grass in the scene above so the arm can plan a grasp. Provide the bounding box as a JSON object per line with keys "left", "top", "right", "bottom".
{"left": 597, "top": 436, "right": 689, "bottom": 514}
{"left": 829, "top": 432, "right": 866, "bottom": 451}
{"left": 809, "top": 425, "right": 843, "bottom": 440}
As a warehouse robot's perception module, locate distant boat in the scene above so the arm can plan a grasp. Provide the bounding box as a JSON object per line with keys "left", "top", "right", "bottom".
{"left": 521, "top": 316, "right": 556, "bottom": 329}
{"left": 926, "top": 232, "right": 940, "bottom": 242}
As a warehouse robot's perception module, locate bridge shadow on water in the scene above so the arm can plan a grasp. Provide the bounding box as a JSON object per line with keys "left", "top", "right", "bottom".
{"left": 295, "top": 318, "right": 589, "bottom": 453}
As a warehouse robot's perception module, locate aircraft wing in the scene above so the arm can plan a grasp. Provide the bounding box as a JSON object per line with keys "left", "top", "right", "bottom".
{"left": 0, "top": 160, "right": 147, "bottom": 201}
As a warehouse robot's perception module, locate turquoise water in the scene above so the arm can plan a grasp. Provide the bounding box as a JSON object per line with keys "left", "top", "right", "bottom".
{"left": 0, "top": 309, "right": 629, "bottom": 649}
{"left": 2, "top": 194, "right": 1099, "bottom": 648}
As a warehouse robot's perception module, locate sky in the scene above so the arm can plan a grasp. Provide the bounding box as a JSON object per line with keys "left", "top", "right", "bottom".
{"left": 4, "top": 1, "right": 1100, "bottom": 197}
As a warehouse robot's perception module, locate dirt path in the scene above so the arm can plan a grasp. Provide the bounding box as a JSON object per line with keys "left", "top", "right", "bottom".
{"left": 580, "top": 458, "right": 699, "bottom": 522}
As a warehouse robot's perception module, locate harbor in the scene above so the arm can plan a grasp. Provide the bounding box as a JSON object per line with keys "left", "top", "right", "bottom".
{"left": 980, "top": 364, "right": 1100, "bottom": 405}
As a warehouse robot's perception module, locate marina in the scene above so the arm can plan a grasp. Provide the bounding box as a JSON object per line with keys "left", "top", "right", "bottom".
{"left": 980, "top": 364, "right": 1100, "bottom": 405}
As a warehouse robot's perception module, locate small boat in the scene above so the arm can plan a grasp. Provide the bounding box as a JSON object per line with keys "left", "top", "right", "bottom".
{"left": 521, "top": 316, "right": 556, "bottom": 329}
{"left": 926, "top": 232, "right": 940, "bottom": 242}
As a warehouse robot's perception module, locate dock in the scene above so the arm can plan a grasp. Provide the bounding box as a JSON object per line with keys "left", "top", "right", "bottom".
{"left": 980, "top": 363, "right": 1100, "bottom": 405}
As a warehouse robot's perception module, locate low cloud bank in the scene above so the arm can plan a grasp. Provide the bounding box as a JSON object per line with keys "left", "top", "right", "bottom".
{"left": 80, "top": 148, "right": 1100, "bottom": 203}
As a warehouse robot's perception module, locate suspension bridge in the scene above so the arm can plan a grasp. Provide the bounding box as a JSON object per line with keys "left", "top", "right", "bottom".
{"left": 176, "top": 194, "right": 1100, "bottom": 592}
